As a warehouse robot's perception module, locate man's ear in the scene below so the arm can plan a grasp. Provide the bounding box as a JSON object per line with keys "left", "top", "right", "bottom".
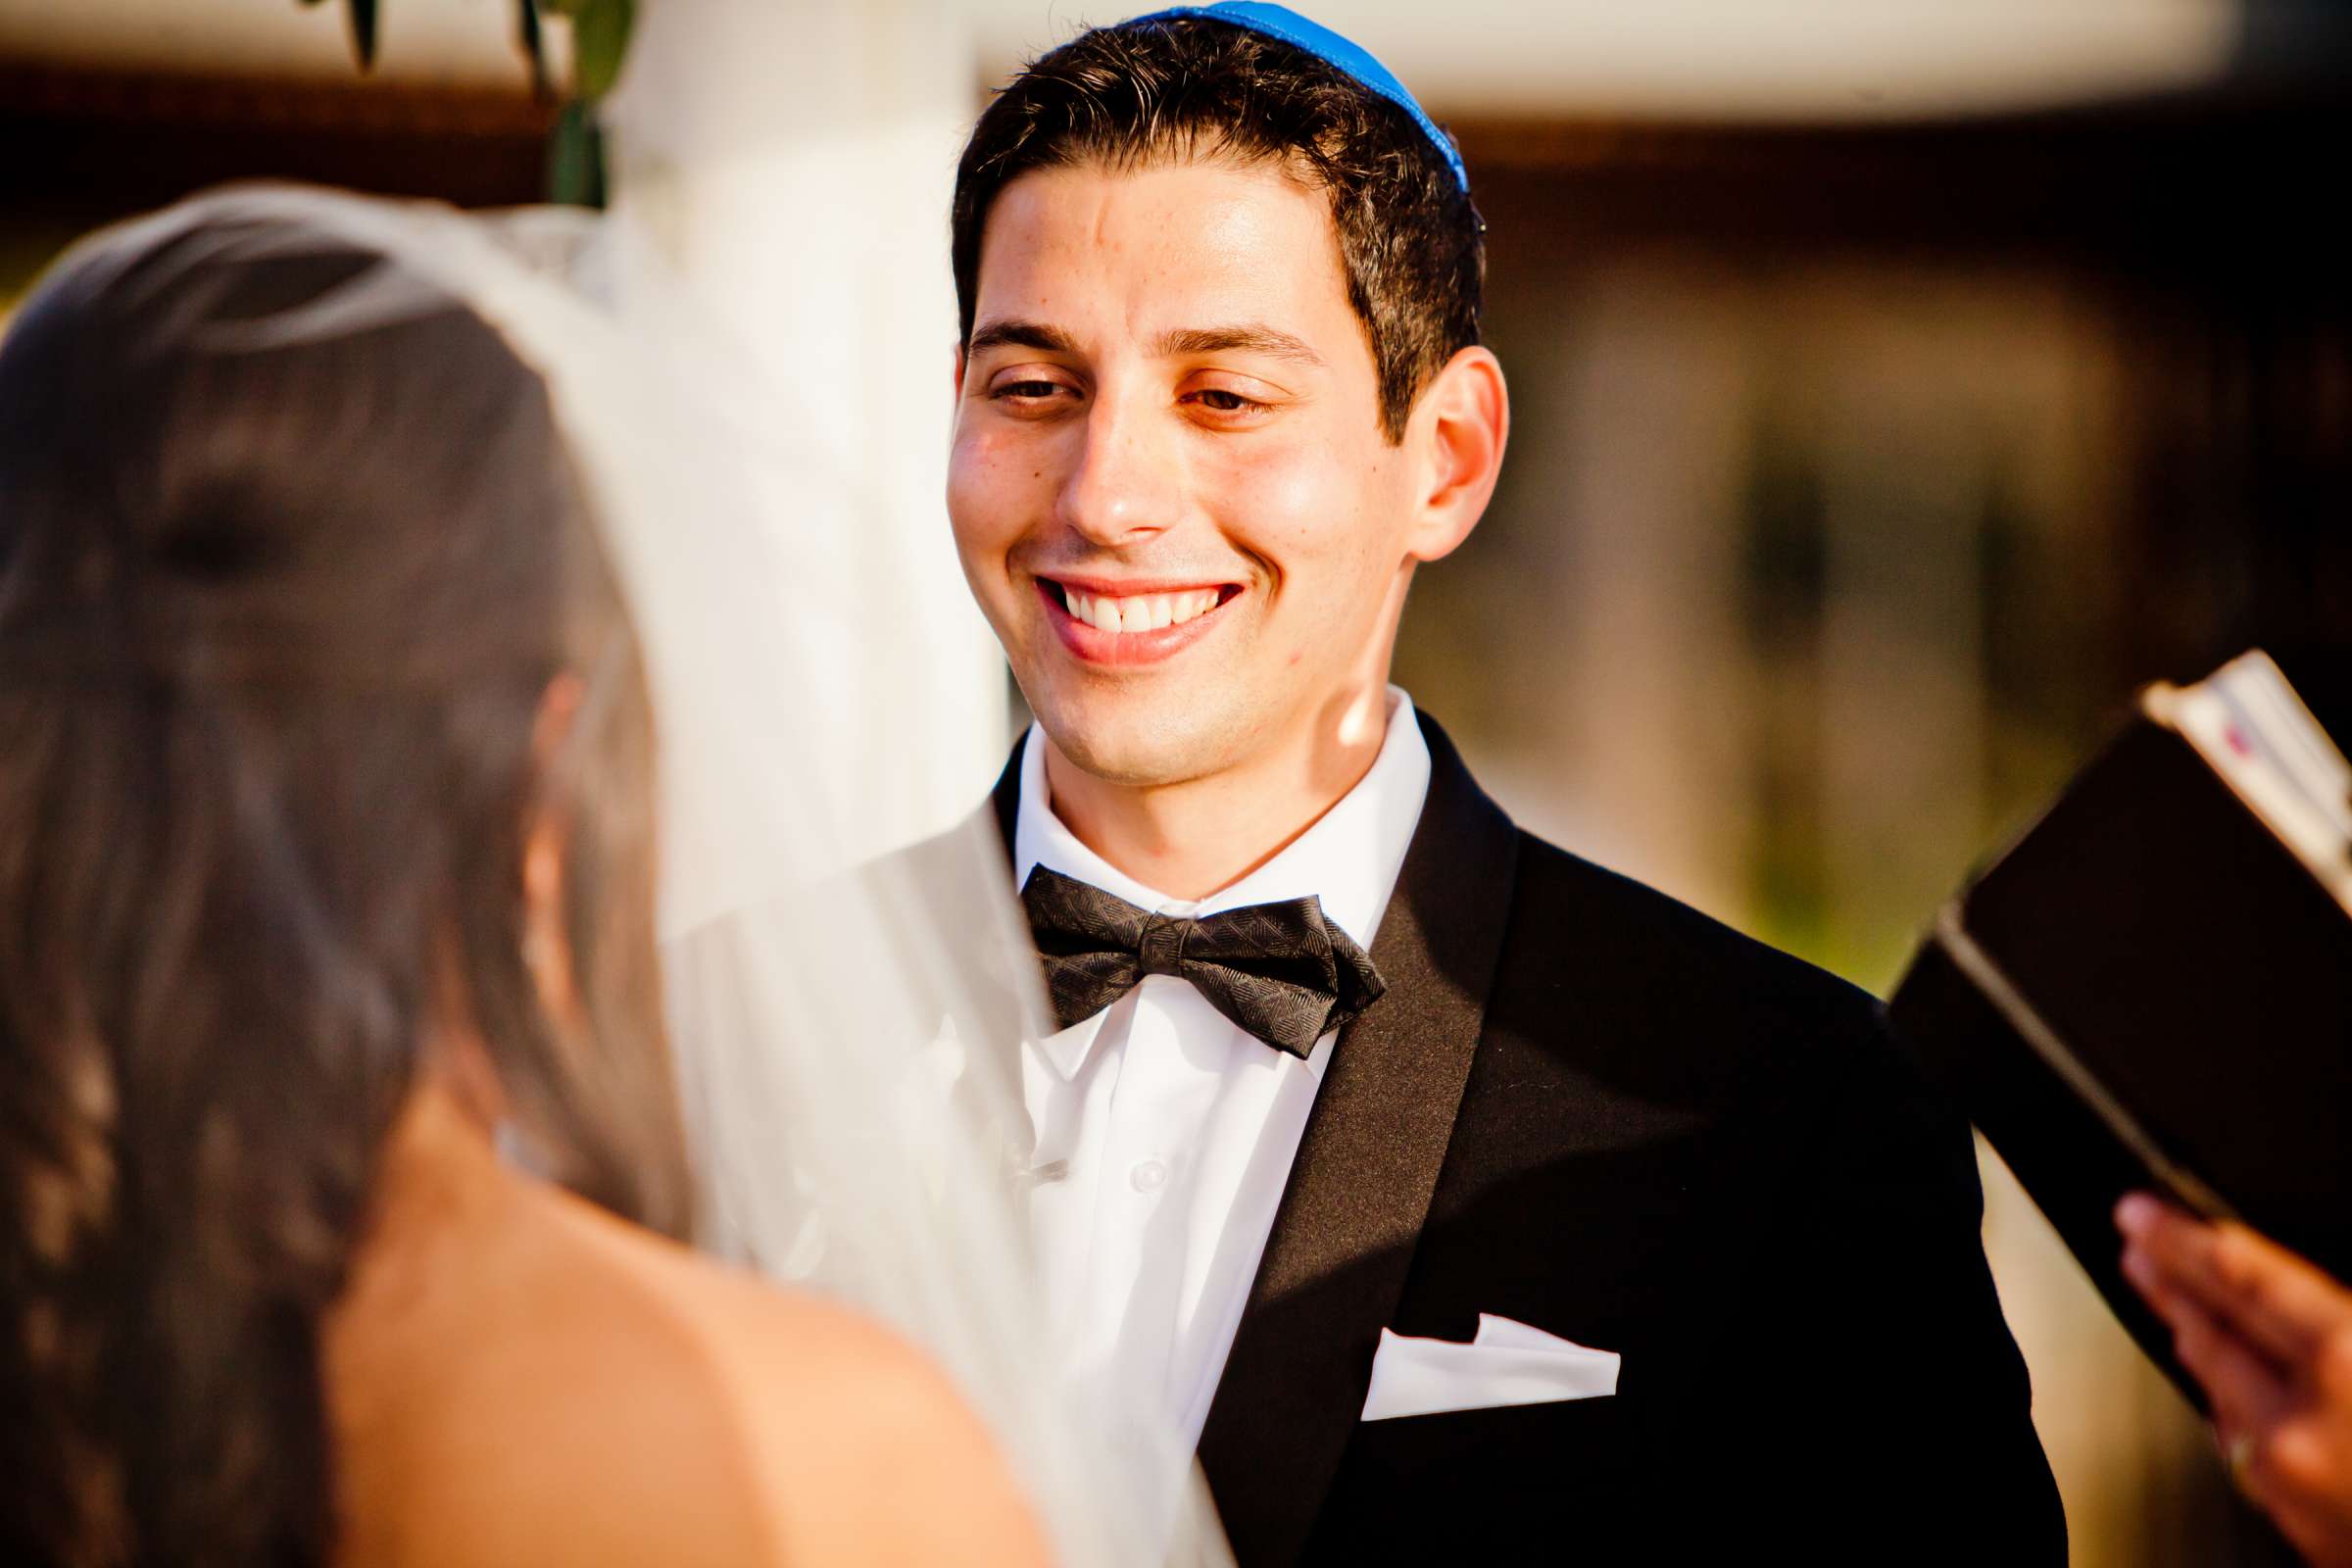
{"left": 952, "top": 342, "right": 968, "bottom": 402}
{"left": 1403, "top": 345, "right": 1508, "bottom": 565}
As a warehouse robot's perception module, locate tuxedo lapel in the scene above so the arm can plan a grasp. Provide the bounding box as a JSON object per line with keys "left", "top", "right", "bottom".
{"left": 989, "top": 731, "right": 1024, "bottom": 863}
{"left": 1196, "top": 713, "right": 1520, "bottom": 1566}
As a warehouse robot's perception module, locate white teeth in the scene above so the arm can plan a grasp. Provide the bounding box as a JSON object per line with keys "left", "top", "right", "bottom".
{"left": 1060, "top": 585, "right": 1226, "bottom": 633}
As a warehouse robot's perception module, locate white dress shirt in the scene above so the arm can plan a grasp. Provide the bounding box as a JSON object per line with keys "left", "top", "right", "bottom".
{"left": 1012, "top": 688, "right": 1432, "bottom": 1446}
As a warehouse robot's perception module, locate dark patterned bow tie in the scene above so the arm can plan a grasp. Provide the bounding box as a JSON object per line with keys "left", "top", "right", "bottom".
{"left": 1018, "top": 865, "right": 1387, "bottom": 1058}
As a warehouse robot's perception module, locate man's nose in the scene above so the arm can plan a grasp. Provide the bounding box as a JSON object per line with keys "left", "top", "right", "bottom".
{"left": 1054, "top": 392, "right": 1180, "bottom": 548}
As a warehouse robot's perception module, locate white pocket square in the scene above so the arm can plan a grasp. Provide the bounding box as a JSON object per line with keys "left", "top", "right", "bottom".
{"left": 1360, "top": 1313, "right": 1622, "bottom": 1422}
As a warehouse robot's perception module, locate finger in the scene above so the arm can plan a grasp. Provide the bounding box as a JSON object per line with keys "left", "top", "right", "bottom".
{"left": 2121, "top": 1248, "right": 2351, "bottom": 1547}
{"left": 2203, "top": 1223, "right": 2352, "bottom": 1363}
{"left": 2214, "top": 1423, "right": 2266, "bottom": 1505}
{"left": 2116, "top": 1191, "right": 2168, "bottom": 1241}
{"left": 2231, "top": 1423, "right": 2341, "bottom": 1560}
{"left": 2118, "top": 1198, "right": 2340, "bottom": 1366}
{"left": 2132, "top": 1266, "right": 2295, "bottom": 1438}
{"left": 2266, "top": 1420, "right": 2341, "bottom": 1504}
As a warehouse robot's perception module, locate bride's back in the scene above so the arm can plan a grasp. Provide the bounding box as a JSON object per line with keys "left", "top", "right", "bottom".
{"left": 0, "top": 203, "right": 1041, "bottom": 1568}
{"left": 326, "top": 1086, "right": 1036, "bottom": 1568}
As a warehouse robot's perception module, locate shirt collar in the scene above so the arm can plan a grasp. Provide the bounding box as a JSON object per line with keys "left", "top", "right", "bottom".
{"left": 1014, "top": 687, "right": 1433, "bottom": 1079}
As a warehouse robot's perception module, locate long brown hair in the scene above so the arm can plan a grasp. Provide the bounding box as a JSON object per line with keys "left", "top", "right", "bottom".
{"left": 0, "top": 206, "right": 692, "bottom": 1564}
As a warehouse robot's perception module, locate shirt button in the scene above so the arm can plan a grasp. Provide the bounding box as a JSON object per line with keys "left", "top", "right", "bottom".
{"left": 1130, "top": 1158, "right": 1168, "bottom": 1193}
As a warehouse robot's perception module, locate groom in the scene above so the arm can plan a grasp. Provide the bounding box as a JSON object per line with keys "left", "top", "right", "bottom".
{"left": 938, "top": 6, "right": 2064, "bottom": 1561}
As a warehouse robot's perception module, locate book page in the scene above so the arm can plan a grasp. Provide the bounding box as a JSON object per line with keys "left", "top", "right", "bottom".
{"left": 2144, "top": 651, "right": 2352, "bottom": 920}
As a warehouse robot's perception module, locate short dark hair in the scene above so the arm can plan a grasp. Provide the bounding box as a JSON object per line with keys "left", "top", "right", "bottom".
{"left": 950, "top": 14, "right": 1485, "bottom": 442}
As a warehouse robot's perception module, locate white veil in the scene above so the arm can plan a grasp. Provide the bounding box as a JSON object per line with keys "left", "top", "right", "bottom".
{"left": 41, "top": 185, "right": 1229, "bottom": 1566}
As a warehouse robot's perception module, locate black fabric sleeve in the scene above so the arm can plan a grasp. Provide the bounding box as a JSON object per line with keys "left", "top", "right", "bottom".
{"left": 1686, "top": 1000, "right": 2069, "bottom": 1563}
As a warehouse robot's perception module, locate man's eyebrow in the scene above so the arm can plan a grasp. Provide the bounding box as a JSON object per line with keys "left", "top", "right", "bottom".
{"left": 1151, "top": 324, "right": 1326, "bottom": 368}
{"left": 965, "top": 318, "right": 1078, "bottom": 356}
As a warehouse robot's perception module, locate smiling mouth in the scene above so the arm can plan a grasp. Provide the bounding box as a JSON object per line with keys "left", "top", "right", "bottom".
{"left": 1041, "top": 579, "right": 1243, "bottom": 635}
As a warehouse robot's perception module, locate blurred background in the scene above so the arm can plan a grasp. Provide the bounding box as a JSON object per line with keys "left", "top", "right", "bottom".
{"left": 3, "top": 2, "right": 2345, "bottom": 1560}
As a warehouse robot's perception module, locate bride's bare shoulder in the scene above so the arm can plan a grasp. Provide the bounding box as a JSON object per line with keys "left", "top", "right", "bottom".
{"left": 333, "top": 1179, "right": 1048, "bottom": 1568}
{"left": 638, "top": 1222, "right": 1053, "bottom": 1568}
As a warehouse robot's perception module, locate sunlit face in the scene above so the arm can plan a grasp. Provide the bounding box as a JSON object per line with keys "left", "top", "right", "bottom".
{"left": 948, "top": 159, "right": 1422, "bottom": 788}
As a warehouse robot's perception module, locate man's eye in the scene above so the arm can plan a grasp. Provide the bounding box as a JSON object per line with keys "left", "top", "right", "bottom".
{"left": 994, "top": 380, "right": 1064, "bottom": 401}
{"left": 1186, "top": 389, "right": 1260, "bottom": 414}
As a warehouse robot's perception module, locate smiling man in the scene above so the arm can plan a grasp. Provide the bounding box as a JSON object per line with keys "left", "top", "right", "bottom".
{"left": 940, "top": 7, "right": 2065, "bottom": 1563}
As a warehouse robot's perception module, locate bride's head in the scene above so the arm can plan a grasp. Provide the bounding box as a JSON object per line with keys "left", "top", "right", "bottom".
{"left": 0, "top": 202, "right": 691, "bottom": 1563}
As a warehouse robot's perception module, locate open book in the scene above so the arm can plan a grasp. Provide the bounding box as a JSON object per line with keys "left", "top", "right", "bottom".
{"left": 1887, "top": 652, "right": 2352, "bottom": 1406}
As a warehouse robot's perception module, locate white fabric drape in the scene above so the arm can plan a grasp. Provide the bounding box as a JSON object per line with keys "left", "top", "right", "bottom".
{"left": 584, "top": 10, "right": 1234, "bottom": 1561}
{"left": 602, "top": 0, "right": 1007, "bottom": 926}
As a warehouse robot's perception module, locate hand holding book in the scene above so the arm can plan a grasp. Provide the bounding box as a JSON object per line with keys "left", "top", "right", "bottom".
{"left": 2117, "top": 1194, "right": 2352, "bottom": 1567}
{"left": 1887, "top": 648, "right": 2352, "bottom": 1555}
{"left": 1889, "top": 651, "right": 2352, "bottom": 1396}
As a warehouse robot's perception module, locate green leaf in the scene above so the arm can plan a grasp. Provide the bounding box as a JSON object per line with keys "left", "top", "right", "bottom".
{"left": 547, "top": 100, "right": 609, "bottom": 209}
{"left": 568, "top": 0, "right": 635, "bottom": 102}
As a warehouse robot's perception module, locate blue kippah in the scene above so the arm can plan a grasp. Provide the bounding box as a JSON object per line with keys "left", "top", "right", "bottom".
{"left": 1124, "top": 3, "right": 1470, "bottom": 196}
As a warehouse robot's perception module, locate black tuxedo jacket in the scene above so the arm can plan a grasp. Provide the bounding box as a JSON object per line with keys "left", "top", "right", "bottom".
{"left": 973, "top": 712, "right": 2065, "bottom": 1565}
